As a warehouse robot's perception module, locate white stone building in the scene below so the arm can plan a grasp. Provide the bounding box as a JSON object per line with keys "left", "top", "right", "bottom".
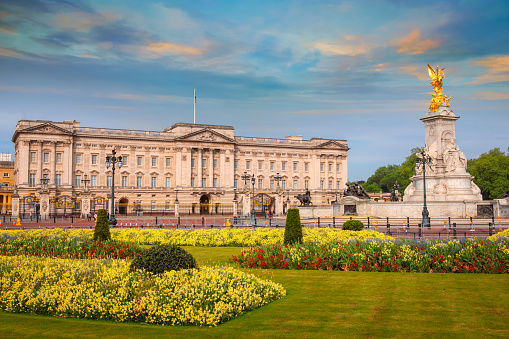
{"left": 11, "top": 120, "right": 348, "bottom": 218}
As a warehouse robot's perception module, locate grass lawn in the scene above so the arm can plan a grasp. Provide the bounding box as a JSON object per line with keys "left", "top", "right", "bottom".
{"left": 1, "top": 246, "right": 508, "bottom": 338}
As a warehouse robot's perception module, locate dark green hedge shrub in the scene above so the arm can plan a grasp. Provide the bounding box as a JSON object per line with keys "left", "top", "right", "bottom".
{"left": 284, "top": 208, "right": 303, "bottom": 245}
{"left": 342, "top": 219, "right": 364, "bottom": 231}
{"left": 130, "top": 244, "right": 197, "bottom": 274}
{"left": 93, "top": 209, "right": 111, "bottom": 241}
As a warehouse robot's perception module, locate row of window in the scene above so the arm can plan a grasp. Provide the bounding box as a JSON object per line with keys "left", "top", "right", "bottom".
{"left": 28, "top": 173, "right": 341, "bottom": 190}
{"left": 234, "top": 160, "right": 341, "bottom": 173}
{"left": 30, "top": 152, "right": 174, "bottom": 168}
{"left": 30, "top": 153, "right": 342, "bottom": 174}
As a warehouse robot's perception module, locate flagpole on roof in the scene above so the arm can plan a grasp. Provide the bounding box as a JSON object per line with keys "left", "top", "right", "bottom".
{"left": 194, "top": 89, "right": 196, "bottom": 124}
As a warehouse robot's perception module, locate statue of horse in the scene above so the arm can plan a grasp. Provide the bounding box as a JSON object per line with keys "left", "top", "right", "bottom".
{"left": 295, "top": 190, "right": 312, "bottom": 206}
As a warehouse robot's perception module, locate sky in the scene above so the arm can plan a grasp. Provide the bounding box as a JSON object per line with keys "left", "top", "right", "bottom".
{"left": 0, "top": 0, "right": 508, "bottom": 181}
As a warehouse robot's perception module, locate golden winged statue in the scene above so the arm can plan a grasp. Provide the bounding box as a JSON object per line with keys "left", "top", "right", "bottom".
{"left": 427, "top": 63, "right": 451, "bottom": 112}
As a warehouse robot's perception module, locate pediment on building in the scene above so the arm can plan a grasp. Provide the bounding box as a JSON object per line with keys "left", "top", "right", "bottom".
{"left": 175, "top": 128, "right": 235, "bottom": 144}
{"left": 19, "top": 123, "right": 73, "bottom": 136}
{"left": 316, "top": 140, "right": 349, "bottom": 151}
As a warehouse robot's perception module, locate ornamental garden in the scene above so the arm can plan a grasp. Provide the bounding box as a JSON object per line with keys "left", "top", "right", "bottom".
{"left": 0, "top": 208, "right": 508, "bottom": 332}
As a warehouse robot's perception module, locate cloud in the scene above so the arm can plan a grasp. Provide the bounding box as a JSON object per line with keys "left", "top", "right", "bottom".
{"left": 126, "top": 41, "right": 206, "bottom": 59}
{"left": 0, "top": 25, "right": 15, "bottom": 34}
{"left": 468, "top": 55, "right": 509, "bottom": 84}
{"left": 107, "top": 93, "right": 186, "bottom": 103}
{"left": 51, "top": 11, "right": 116, "bottom": 32}
{"left": 312, "top": 35, "right": 371, "bottom": 56}
{"left": 470, "top": 91, "right": 509, "bottom": 100}
{"left": 292, "top": 108, "right": 382, "bottom": 115}
{"left": 396, "top": 29, "right": 439, "bottom": 55}
{"left": 0, "top": 47, "right": 18, "bottom": 58}
{"left": 372, "top": 63, "right": 429, "bottom": 81}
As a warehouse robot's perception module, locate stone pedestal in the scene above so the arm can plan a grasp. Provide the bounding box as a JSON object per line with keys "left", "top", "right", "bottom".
{"left": 241, "top": 187, "right": 251, "bottom": 216}
{"left": 39, "top": 192, "right": 50, "bottom": 220}
{"left": 80, "top": 191, "right": 91, "bottom": 219}
{"left": 233, "top": 200, "right": 238, "bottom": 216}
{"left": 404, "top": 103, "right": 482, "bottom": 202}
{"left": 11, "top": 189, "right": 19, "bottom": 219}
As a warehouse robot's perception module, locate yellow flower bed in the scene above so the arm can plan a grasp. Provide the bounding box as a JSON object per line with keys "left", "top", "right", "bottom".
{"left": 1, "top": 228, "right": 391, "bottom": 247}
{"left": 488, "top": 228, "right": 509, "bottom": 242}
{"left": 0, "top": 256, "right": 285, "bottom": 326}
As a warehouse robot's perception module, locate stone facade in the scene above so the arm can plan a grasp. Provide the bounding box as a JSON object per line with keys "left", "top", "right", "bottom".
{"left": 11, "top": 120, "right": 349, "bottom": 217}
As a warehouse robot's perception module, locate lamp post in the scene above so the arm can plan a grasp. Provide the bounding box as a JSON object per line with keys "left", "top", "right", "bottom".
{"left": 105, "top": 149, "right": 122, "bottom": 227}
{"left": 241, "top": 171, "right": 256, "bottom": 224}
{"left": 286, "top": 188, "right": 290, "bottom": 213}
{"left": 273, "top": 172, "right": 282, "bottom": 215}
{"left": 416, "top": 151, "right": 432, "bottom": 229}
{"left": 82, "top": 174, "right": 90, "bottom": 193}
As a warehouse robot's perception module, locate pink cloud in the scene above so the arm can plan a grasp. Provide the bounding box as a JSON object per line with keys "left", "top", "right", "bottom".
{"left": 468, "top": 55, "right": 509, "bottom": 85}
{"left": 396, "top": 29, "right": 439, "bottom": 55}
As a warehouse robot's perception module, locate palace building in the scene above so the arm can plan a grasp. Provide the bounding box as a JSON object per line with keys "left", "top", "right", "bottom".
{"left": 11, "top": 120, "right": 348, "bottom": 218}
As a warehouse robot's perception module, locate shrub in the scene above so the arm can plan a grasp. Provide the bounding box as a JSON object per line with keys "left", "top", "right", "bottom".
{"left": 342, "top": 219, "right": 364, "bottom": 231}
{"left": 93, "top": 209, "right": 111, "bottom": 241}
{"left": 130, "top": 244, "right": 197, "bottom": 274}
{"left": 284, "top": 208, "right": 303, "bottom": 245}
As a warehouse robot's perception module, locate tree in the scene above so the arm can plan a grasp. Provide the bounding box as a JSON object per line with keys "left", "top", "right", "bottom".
{"left": 284, "top": 208, "right": 303, "bottom": 245}
{"left": 362, "top": 147, "right": 422, "bottom": 195}
{"left": 467, "top": 148, "right": 509, "bottom": 200}
{"left": 93, "top": 209, "right": 111, "bottom": 241}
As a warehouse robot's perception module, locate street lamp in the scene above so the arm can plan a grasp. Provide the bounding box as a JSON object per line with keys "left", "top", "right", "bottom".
{"left": 233, "top": 187, "right": 237, "bottom": 201}
{"left": 416, "top": 151, "right": 432, "bottom": 229}
{"left": 241, "top": 171, "right": 256, "bottom": 224}
{"left": 274, "top": 172, "right": 282, "bottom": 187}
{"left": 175, "top": 187, "right": 180, "bottom": 203}
{"left": 105, "top": 149, "right": 122, "bottom": 227}
{"left": 82, "top": 174, "right": 91, "bottom": 193}
{"left": 286, "top": 188, "right": 290, "bottom": 213}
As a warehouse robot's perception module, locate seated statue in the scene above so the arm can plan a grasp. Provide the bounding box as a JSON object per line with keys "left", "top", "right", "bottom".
{"left": 344, "top": 182, "right": 371, "bottom": 200}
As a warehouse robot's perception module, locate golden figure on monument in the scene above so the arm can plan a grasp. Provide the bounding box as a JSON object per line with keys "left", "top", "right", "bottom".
{"left": 427, "top": 63, "right": 451, "bottom": 112}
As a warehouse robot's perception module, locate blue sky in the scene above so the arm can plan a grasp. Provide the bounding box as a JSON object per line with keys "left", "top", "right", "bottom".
{"left": 0, "top": 0, "right": 508, "bottom": 181}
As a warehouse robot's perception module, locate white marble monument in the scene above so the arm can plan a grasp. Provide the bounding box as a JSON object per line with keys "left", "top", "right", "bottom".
{"left": 404, "top": 65, "right": 482, "bottom": 202}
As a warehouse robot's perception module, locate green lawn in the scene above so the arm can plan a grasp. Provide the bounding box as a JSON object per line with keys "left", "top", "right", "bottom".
{"left": 1, "top": 247, "right": 508, "bottom": 338}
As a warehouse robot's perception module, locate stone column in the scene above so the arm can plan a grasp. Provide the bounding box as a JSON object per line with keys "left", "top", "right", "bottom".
{"left": 242, "top": 190, "right": 251, "bottom": 217}
{"left": 209, "top": 149, "right": 214, "bottom": 187}
{"left": 233, "top": 195, "right": 238, "bottom": 217}
{"left": 175, "top": 147, "right": 182, "bottom": 186}
{"left": 312, "top": 154, "right": 319, "bottom": 190}
{"left": 197, "top": 148, "right": 203, "bottom": 187}
{"left": 51, "top": 142, "right": 56, "bottom": 186}
{"left": 80, "top": 191, "right": 91, "bottom": 219}
{"left": 11, "top": 189, "right": 20, "bottom": 218}
{"left": 22, "top": 140, "right": 30, "bottom": 186}
{"left": 275, "top": 190, "right": 284, "bottom": 216}
{"left": 219, "top": 149, "right": 226, "bottom": 187}
{"left": 37, "top": 141, "right": 43, "bottom": 188}
{"left": 39, "top": 191, "right": 50, "bottom": 220}
{"left": 174, "top": 200, "right": 180, "bottom": 217}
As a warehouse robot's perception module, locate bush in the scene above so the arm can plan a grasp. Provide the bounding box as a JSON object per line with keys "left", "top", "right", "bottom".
{"left": 130, "top": 244, "right": 197, "bottom": 274}
{"left": 93, "top": 209, "right": 111, "bottom": 241}
{"left": 284, "top": 208, "right": 303, "bottom": 245}
{"left": 342, "top": 219, "right": 364, "bottom": 231}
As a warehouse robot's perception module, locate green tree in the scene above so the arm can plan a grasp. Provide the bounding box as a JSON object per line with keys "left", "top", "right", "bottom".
{"left": 362, "top": 147, "right": 422, "bottom": 195}
{"left": 467, "top": 148, "right": 509, "bottom": 200}
{"left": 93, "top": 209, "right": 111, "bottom": 241}
{"left": 284, "top": 208, "right": 303, "bottom": 245}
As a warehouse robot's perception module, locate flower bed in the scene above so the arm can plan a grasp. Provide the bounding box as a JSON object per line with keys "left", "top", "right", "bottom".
{"left": 0, "top": 256, "right": 286, "bottom": 326}
{"left": 230, "top": 238, "right": 509, "bottom": 273}
{"left": 0, "top": 231, "right": 140, "bottom": 259}
{"left": 0, "top": 228, "right": 392, "bottom": 248}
